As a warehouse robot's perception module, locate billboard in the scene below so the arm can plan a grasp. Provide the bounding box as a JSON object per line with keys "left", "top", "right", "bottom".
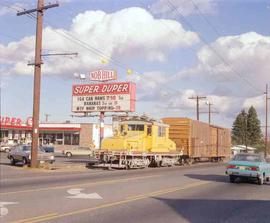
{"left": 72, "top": 82, "right": 136, "bottom": 112}
{"left": 90, "top": 69, "right": 117, "bottom": 82}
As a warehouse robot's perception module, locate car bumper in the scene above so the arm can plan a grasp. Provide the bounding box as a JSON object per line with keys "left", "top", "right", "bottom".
{"left": 226, "top": 169, "right": 261, "bottom": 178}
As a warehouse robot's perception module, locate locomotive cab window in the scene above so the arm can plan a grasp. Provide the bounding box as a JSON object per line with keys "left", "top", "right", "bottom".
{"left": 147, "top": 125, "right": 152, "bottom": 136}
{"left": 128, "top": 124, "right": 144, "bottom": 131}
{"left": 158, "top": 126, "right": 165, "bottom": 137}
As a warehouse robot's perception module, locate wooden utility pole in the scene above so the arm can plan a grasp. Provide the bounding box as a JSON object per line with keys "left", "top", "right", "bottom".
{"left": 265, "top": 84, "right": 270, "bottom": 158}
{"left": 17, "top": 0, "right": 59, "bottom": 168}
{"left": 45, "top": 114, "right": 50, "bottom": 123}
{"left": 188, "top": 96, "right": 207, "bottom": 121}
{"left": 200, "top": 101, "right": 219, "bottom": 124}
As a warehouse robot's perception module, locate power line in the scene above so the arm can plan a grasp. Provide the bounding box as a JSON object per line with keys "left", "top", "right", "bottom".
{"left": 189, "top": 0, "right": 261, "bottom": 93}
{"left": 200, "top": 101, "right": 219, "bottom": 124}
{"left": 166, "top": 0, "right": 262, "bottom": 94}
{"left": 17, "top": 0, "right": 59, "bottom": 168}
{"left": 188, "top": 95, "right": 207, "bottom": 121}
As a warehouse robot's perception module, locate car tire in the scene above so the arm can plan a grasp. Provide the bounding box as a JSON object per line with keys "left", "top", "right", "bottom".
{"left": 66, "top": 152, "right": 72, "bottom": 158}
{"left": 229, "top": 175, "right": 236, "bottom": 183}
{"left": 22, "top": 157, "right": 28, "bottom": 166}
{"left": 10, "top": 156, "right": 16, "bottom": 166}
{"left": 5, "top": 148, "right": 10, "bottom": 153}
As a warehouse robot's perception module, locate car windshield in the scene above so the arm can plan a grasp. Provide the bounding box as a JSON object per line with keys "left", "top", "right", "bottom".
{"left": 22, "top": 146, "right": 31, "bottom": 151}
{"left": 233, "top": 154, "right": 263, "bottom": 162}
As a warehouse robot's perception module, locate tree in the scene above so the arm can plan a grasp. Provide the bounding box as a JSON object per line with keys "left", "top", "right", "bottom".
{"left": 231, "top": 106, "right": 264, "bottom": 149}
{"left": 247, "top": 106, "right": 263, "bottom": 147}
{"left": 232, "top": 110, "right": 247, "bottom": 145}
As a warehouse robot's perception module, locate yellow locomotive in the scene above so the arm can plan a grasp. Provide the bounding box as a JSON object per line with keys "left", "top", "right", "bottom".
{"left": 98, "top": 115, "right": 180, "bottom": 169}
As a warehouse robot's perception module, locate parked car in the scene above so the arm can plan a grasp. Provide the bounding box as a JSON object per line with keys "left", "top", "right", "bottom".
{"left": 7, "top": 145, "right": 55, "bottom": 166}
{"left": 41, "top": 146, "right": 54, "bottom": 153}
{"left": 226, "top": 153, "right": 270, "bottom": 185}
{"left": 0, "top": 144, "right": 17, "bottom": 153}
{"left": 62, "top": 146, "right": 94, "bottom": 158}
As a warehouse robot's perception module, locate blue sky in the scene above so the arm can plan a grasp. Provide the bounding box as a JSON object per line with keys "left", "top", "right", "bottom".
{"left": 0, "top": 0, "right": 270, "bottom": 128}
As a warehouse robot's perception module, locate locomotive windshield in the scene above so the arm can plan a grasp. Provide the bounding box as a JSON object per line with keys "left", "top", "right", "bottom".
{"left": 128, "top": 124, "right": 144, "bottom": 131}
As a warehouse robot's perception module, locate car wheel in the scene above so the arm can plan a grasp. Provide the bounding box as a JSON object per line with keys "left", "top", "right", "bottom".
{"left": 5, "top": 148, "right": 10, "bottom": 153}
{"left": 10, "top": 156, "right": 16, "bottom": 166}
{"left": 66, "top": 152, "right": 72, "bottom": 158}
{"left": 229, "top": 175, "right": 236, "bottom": 183}
{"left": 22, "top": 157, "right": 28, "bottom": 166}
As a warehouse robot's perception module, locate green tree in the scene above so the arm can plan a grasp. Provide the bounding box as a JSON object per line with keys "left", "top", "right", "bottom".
{"left": 247, "top": 106, "right": 263, "bottom": 147}
{"left": 232, "top": 110, "right": 247, "bottom": 145}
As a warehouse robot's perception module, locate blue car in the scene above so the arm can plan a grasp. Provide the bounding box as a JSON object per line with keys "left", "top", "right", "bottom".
{"left": 226, "top": 153, "right": 270, "bottom": 185}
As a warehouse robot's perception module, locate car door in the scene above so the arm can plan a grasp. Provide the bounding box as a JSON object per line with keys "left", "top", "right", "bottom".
{"left": 14, "top": 146, "right": 23, "bottom": 161}
{"left": 71, "top": 147, "right": 78, "bottom": 155}
{"left": 12, "top": 146, "right": 21, "bottom": 161}
{"left": 81, "top": 147, "right": 91, "bottom": 156}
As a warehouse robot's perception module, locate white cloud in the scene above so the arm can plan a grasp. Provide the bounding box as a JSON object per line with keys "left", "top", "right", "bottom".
{"left": 99, "top": 30, "right": 269, "bottom": 124}
{"left": 150, "top": 0, "right": 217, "bottom": 17}
{"left": 174, "top": 32, "right": 270, "bottom": 97}
{"left": 0, "top": 7, "right": 199, "bottom": 77}
{"left": 243, "top": 95, "right": 264, "bottom": 110}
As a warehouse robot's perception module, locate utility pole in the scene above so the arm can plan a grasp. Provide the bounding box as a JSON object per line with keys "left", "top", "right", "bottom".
{"left": 188, "top": 95, "right": 207, "bottom": 121}
{"left": 45, "top": 114, "right": 50, "bottom": 123}
{"left": 17, "top": 1, "right": 59, "bottom": 168}
{"left": 200, "top": 101, "right": 219, "bottom": 124}
{"left": 265, "top": 84, "right": 270, "bottom": 158}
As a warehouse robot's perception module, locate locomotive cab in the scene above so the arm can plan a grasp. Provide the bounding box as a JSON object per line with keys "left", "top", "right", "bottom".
{"left": 101, "top": 116, "right": 176, "bottom": 153}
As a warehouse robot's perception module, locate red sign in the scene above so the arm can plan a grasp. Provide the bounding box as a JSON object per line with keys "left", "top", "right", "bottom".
{"left": 72, "top": 82, "right": 132, "bottom": 96}
{"left": 0, "top": 117, "right": 22, "bottom": 126}
{"left": 72, "top": 82, "right": 136, "bottom": 112}
{"left": 90, "top": 69, "right": 117, "bottom": 82}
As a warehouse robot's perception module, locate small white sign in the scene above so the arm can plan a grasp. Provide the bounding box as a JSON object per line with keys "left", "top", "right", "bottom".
{"left": 67, "top": 189, "right": 103, "bottom": 199}
{"left": 90, "top": 69, "right": 117, "bottom": 82}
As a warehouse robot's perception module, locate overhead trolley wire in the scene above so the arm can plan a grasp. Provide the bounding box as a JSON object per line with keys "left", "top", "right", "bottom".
{"left": 189, "top": 0, "right": 262, "bottom": 93}
{"left": 166, "top": 0, "right": 262, "bottom": 95}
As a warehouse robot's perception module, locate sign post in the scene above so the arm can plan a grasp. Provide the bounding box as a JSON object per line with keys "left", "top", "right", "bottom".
{"left": 99, "top": 112, "right": 105, "bottom": 149}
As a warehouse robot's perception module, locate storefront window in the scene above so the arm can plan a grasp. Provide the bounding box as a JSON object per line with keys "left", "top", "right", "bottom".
{"left": 64, "top": 133, "right": 72, "bottom": 145}
{"left": 72, "top": 133, "right": 80, "bottom": 145}
{"left": 56, "top": 133, "right": 63, "bottom": 145}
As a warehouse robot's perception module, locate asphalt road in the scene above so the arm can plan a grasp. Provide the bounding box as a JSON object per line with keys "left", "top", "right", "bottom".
{"left": 1, "top": 155, "right": 270, "bottom": 223}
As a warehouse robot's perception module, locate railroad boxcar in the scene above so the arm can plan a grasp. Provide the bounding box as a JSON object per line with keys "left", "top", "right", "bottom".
{"left": 162, "top": 117, "right": 231, "bottom": 163}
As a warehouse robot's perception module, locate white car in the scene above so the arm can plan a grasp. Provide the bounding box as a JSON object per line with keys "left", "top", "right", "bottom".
{"left": 62, "top": 146, "right": 94, "bottom": 158}
{"left": 0, "top": 145, "right": 16, "bottom": 153}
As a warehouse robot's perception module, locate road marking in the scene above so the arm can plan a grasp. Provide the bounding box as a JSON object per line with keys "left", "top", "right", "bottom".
{"left": 67, "top": 189, "right": 103, "bottom": 199}
{"left": 0, "top": 174, "right": 159, "bottom": 196}
{"left": 0, "top": 202, "right": 18, "bottom": 217}
{"left": 127, "top": 181, "right": 208, "bottom": 199}
{"left": 11, "top": 213, "right": 58, "bottom": 223}
{"left": 13, "top": 181, "right": 210, "bottom": 223}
